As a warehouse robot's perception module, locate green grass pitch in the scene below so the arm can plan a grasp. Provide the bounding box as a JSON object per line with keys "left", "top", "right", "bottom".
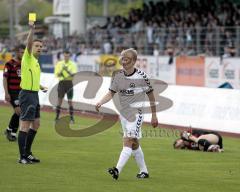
{"left": 0, "top": 105, "right": 239, "bottom": 192}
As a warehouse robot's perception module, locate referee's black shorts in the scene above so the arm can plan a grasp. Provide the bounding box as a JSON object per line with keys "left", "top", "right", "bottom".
{"left": 19, "top": 90, "right": 40, "bottom": 121}
{"left": 57, "top": 80, "right": 73, "bottom": 99}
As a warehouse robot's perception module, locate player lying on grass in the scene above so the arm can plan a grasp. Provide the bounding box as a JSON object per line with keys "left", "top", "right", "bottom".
{"left": 173, "top": 129, "right": 224, "bottom": 152}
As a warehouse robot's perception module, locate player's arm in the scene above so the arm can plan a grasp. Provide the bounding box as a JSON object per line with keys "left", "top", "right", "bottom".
{"left": 54, "top": 63, "right": 61, "bottom": 77}
{"left": 55, "top": 62, "right": 65, "bottom": 78}
{"left": 26, "top": 21, "right": 35, "bottom": 54}
{"left": 188, "top": 135, "right": 199, "bottom": 142}
{"left": 181, "top": 131, "right": 198, "bottom": 143}
{"left": 72, "top": 62, "right": 78, "bottom": 76}
{"left": 67, "top": 61, "right": 77, "bottom": 76}
{"left": 61, "top": 62, "right": 76, "bottom": 77}
{"left": 147, "top": 91, "right": 158, "bottom": 128}
{"left": 3, "top": 76, "right": 10, "bottom": 102}
{"left": 95, "top": 90, "right": 115, "bottom": 112}
{"left": 3, "top": 64, "right": 10, "bottom": 102}
{"left": 62, "top": 66, "right": 73, "bottom": 76}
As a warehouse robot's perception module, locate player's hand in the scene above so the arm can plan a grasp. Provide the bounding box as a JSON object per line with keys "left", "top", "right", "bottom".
{"left": 151, "top": 115, "right": 158, "bottom": 128}
{"left": 41, "top": 86, "right": 48, "bottom": 93}
{"left": 29, "top": 21, "right": 35, "bottom": 28}
{"left": 181, "top": 131, "right": 191, "bottom": 140}
{"left": 57, "top": 72, "right": 63, "bottom": 77}
{"left": 5, "top": 93, "right": 10, "bottom": 102}
{"left": 62, "top": 65, "right": 68, "bottom": 70}
{"left": 95, "top": 102, "right": 102, "bottom": 112}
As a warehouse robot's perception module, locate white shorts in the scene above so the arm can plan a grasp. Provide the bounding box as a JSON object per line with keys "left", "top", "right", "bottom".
{"left": 119, "top": 111, "right": 144, "bottom": 139}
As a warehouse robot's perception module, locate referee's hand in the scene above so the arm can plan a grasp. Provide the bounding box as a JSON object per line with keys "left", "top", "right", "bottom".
{"left": 29, "top": 21, "right": 35, "bottom": 28}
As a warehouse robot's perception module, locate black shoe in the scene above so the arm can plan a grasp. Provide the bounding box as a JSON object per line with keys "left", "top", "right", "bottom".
{"left": 26, "top": 153, "right": 40, "bottom": 163}
{"left": 136, "top": 172, "right": 149, "bottom": 179}
{"left": 108, "top": 167, "right": 119, "bottom": 180}
{"left": 18, "top": 157, "right": 33, "bottom": 164}
{"left": 4, "top": 129, "right": 17, "bottom": 142}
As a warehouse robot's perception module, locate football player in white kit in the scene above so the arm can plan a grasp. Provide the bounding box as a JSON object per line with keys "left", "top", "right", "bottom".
{"left": 95, "top": 48, "right": 158, "bottom": 180}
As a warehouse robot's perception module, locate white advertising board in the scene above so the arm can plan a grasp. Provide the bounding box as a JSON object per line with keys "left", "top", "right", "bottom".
{"left": 1, "top": 71, "right": 240, "bottom": 134}
{"left": 205, "top": 57, "right": 221, "bottom": 88}
{"left": 220, "top": 58, "right": 240, "bottom": 89}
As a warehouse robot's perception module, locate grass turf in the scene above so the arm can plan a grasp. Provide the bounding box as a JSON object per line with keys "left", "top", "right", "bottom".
{"left": 0, "top": 105, "right": 239, "bottom": 192}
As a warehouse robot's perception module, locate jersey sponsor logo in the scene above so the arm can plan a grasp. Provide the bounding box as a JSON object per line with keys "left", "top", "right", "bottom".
{"left": 120, "top": 89, "right": 134, "bottom": 96}
{"left": 129, "top": 83, "right": 135, "bottom": 88}
{"left": 190, "top": 142, "right": 198, "bottom": 148}
{"left": 17, "top": 69, "right": 21, "bottom": 77}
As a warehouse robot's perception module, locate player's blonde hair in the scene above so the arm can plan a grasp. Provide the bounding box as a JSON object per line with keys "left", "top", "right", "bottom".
{"left": 121, "top": 48, "right": 138, "bottom": 62}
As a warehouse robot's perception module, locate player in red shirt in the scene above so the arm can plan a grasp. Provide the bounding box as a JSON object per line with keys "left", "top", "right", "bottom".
{"left": 173, "top": 129, "right": 224, "bottom": 152}
{"left": 3, "top": 45, "right": 25, "bottom": 141}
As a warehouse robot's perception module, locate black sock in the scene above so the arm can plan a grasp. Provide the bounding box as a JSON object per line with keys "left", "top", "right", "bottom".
{"left": 56, "top": 106, "right": 61, "bottom": 119}
{"left": 25, "top": 129, "right": 37, "bottom": 155}
{"left": 18, "top": 131, "right": 27, "bottom": 158}
{"left": 69, "top": 106, "right": 74, "bottom": 119}
{"left": 9, "top": 113, "right": 19, "bottom": 133}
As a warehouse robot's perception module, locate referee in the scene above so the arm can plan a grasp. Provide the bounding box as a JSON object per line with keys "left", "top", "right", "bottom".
{"left": 54, "top": 50, "right": 77, "bottom": 123}
{"left": 18, "top": 20, "right": 47, "bottom": 164}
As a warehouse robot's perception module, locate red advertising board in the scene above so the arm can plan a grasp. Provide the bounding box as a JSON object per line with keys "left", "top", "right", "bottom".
{"left": 176, "top": 56, "right": 205, "bottom": 86}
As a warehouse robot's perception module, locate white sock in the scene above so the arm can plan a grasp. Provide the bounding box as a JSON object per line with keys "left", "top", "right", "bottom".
{"left": 116, "top": 147, "right": 132, "bottom": 173}
{"left": 132, "top": 146, "right": 148, "bottom": 173}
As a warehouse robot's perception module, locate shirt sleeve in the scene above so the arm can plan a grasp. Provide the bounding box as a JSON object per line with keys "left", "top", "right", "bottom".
{"left": 72, "top": 62, "right": 77, "bottom": 73}
{"left": 54, "top": 62, "right": 60, "bottom": 77}
{"left": 3, "top": 62, "right": 10, "bottom": 78}
{"left": 68, "top": 61, "right": 77, "bottom": 74}
{"left": 24, "top": 48, "right": 31, "bottom": 58}
{"left": 21, "top": 48, "right": 32, "bottom": 67}
{"left": 109, "top": 71, "right": 118, "bottom": 93}
{"left": 142, "top": 73, "right": 153, "bottom": 94}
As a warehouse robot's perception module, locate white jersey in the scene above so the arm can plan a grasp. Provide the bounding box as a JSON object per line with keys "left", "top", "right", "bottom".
{"left": 109, "top": 68, "right": 153, "bottom": 138}
{"left": 110, "top": 68, "right": 153, "bottom": 112}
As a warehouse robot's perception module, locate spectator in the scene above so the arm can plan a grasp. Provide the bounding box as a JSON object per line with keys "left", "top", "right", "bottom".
{"left": 1, "top": 0, "right": 240, "bottom": 56}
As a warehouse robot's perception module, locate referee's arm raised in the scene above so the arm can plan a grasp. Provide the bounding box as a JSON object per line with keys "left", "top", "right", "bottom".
{"left": 26, "top": 21, "right": 35, "bottom": 54}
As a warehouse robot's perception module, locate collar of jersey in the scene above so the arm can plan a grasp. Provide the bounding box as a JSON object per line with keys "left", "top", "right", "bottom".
{"left": 124, "top": 68, "right": 136, "bottom": 77}
{"left": 10, "top": 59, "right": 21, "bottom": 65}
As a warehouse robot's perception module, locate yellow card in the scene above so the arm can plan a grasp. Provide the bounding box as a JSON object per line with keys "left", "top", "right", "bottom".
{"left": 28, "top": 13, "right": 36, "bottom": 22}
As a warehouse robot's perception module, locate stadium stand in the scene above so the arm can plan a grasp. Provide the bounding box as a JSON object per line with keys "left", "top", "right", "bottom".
{"left": 1, "top": 0, "right": 240, "bottom": 56}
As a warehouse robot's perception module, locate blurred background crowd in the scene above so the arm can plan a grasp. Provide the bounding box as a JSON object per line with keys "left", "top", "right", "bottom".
{"left": 0, "top": 0, "right": 239, "bottom": 57}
